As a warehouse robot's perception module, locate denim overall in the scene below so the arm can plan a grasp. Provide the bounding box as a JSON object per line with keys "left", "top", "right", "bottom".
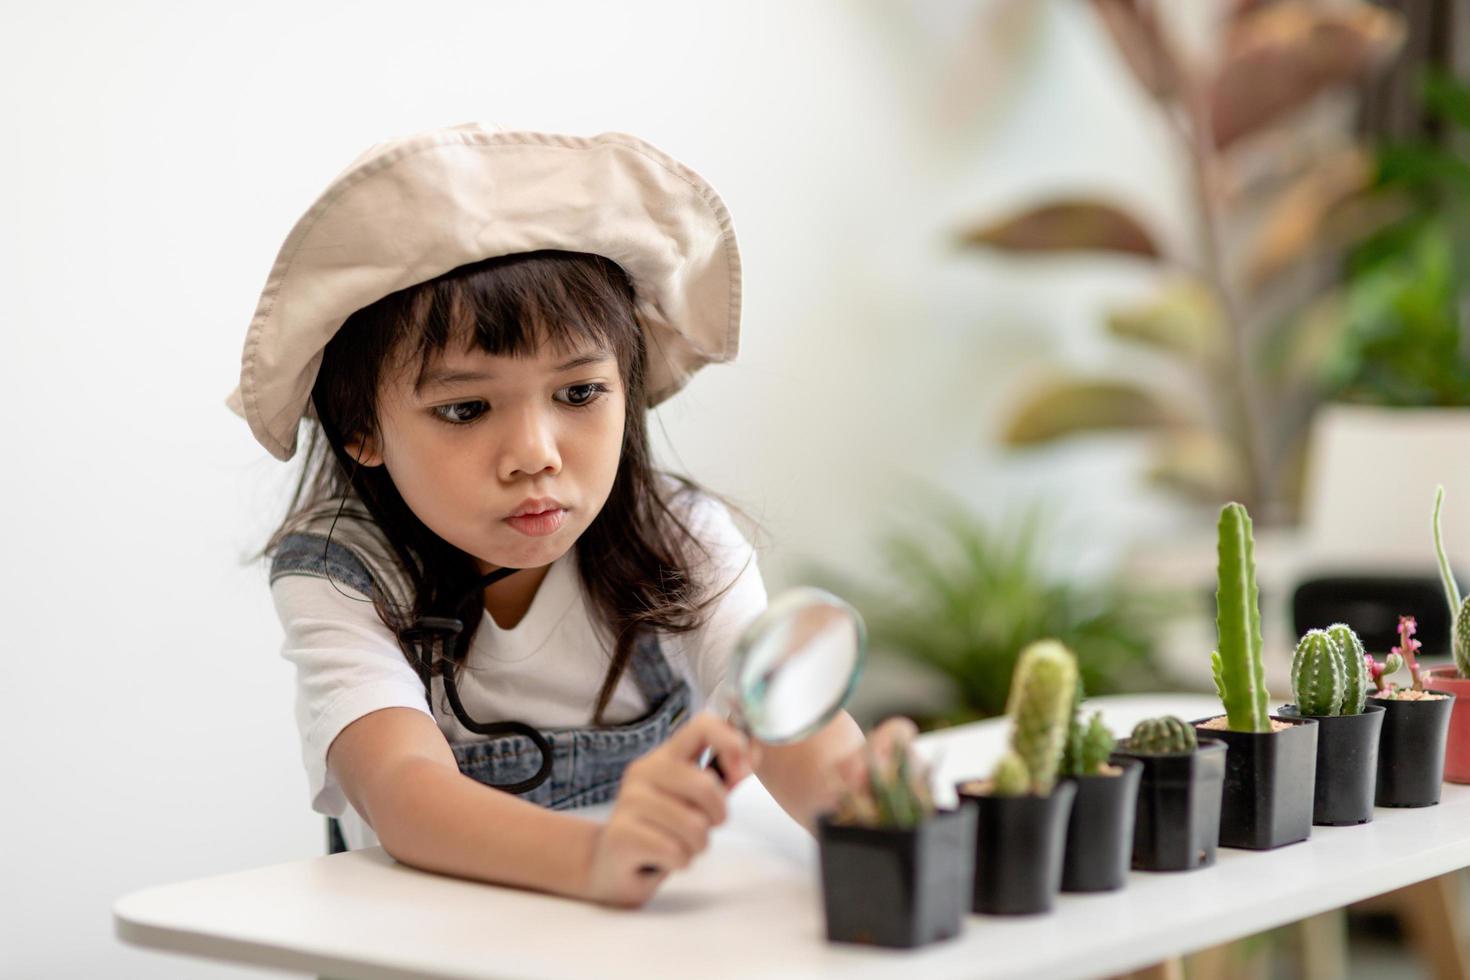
{"left": 269, "top": 515, "right": 693, "bottom": 854}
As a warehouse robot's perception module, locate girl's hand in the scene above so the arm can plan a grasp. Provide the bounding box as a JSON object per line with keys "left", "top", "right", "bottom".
{"left": 580, "top": 711, "right": 761, "bottom": 909}
{"left": 832, "top": 715, "right": 921, "bottom": 797}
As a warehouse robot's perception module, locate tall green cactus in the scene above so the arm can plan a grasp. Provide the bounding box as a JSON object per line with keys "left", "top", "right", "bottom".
{"left": 992, "top": 639, "right": 1078, "bottom": 795}
{"left": 1127, "top": 716, "right": 1197, "bottom": 754}
{"left": 1212, "top": 503, "right": 1272, "bottom": 732}
{"left": 1432, "top": 486, "right": 1470, "bottom": 677}
{"left": 1291, "top": 629, "right": 1346, "bottom": 716}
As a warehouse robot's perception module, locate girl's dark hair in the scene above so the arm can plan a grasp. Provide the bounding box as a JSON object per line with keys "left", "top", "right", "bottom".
{"left": 259, "top": 249, "right": 760, "bottom": 724}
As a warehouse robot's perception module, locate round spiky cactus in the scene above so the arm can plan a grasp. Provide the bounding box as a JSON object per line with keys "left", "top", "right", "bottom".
{"left": 1127, "top": 716, "right": 1197, "bottom": 754}
{"left": 1292, "top": 628, "right": 1347, "bottom": 716}
{"left": 1325, "top": 623, "right": 1368, "bottom": 714}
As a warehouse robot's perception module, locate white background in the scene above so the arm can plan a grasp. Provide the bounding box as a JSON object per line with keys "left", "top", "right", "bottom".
{"left": 1, "top": 1, "right": 1193, "bottom": 975}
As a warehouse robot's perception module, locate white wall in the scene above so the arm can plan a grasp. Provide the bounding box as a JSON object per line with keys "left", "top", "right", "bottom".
{"left": 1, "top": 1, "right": 1189, "bottom": 975}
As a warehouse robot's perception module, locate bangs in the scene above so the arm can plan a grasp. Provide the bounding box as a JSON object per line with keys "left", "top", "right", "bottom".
{"left": 388, "top": 250, "right": 638, "bottom": 387}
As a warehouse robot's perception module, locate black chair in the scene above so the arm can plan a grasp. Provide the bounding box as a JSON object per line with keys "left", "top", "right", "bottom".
{"left": 1291, "top": 572, "right": 1453, "bottom": 656}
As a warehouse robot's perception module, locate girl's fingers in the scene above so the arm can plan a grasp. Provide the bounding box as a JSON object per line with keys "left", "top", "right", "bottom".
{"left": 626, "top": 782, "right": 711, "bottom": 858}
{"left": 670, "top": 711, "right": 756, "bottom": 787}
{"left": 646, "top": 760, "right": 729, "bottom": 826}
{"left": 629, "top": 820, "right": 689, "bottom": 871}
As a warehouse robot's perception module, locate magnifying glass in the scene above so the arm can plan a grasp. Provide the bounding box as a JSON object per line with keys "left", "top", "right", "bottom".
{"left": 637, "top": 585, "right": 867, "bottom": 875}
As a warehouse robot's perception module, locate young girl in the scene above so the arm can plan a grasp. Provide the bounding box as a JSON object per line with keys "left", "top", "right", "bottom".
{"left": 228, "top": 123, "right": 916, "bottom": 910}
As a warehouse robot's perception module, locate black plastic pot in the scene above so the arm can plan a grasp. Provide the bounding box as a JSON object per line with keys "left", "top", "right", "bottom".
{"left": 1368, "top": 690, "right": 1456, "bottom": 808}
{"left": 1111, "top": 736, "right": 1226, "bottom": 872}
{"left": 816, "top": 804, "right": 977, "bottom": 948}
{"left": 1189, "top": 715, "right": 1318, "bottom": 850}
{"left": 1060, "top": 757, "right": 1142, "bottom": 892}
{"left": 956, "top": 779, "right": 1077, "bottom": 915}
{"left": 1277, "top": 703, "right": 1385, "bottom": 826}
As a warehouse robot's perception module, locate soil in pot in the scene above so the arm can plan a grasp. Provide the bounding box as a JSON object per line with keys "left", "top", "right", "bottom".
{"left": 1277, "top": 704, "right": 1385, "bottom": 826}
{"left": 1422, "top": 666, "right": 1470, "bottom": 784}
{"left": 1060, "top": 757, "right": 1142, "bottom": 892}
{"left": 817, "top": 804, "right": 977, "bottom": 949}
{"left": 1192, "top": 715, "right": 1318, "bottom": 850}
{"left": 1368, "top": 687, "right": 1456, "bottom": 806}
{"left": 1112, "top": 737, "right": 1226, "bottom": 872}
{"left": 956, "top": 778, "right": 1076, "bottom": 915}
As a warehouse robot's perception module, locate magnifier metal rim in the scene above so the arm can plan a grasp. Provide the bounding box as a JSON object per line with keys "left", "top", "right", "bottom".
{"left": 730, "top": 585, "right": 868, "bottom": 745}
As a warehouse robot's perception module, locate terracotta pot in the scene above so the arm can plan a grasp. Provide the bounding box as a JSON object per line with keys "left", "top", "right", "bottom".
{"left": 1422, "top": 666, "right": 1470, "bottom": 783}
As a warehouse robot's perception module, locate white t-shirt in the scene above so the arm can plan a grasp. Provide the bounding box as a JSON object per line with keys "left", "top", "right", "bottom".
{"left": 270, "top": 485, "right": 767, "bottom": 851}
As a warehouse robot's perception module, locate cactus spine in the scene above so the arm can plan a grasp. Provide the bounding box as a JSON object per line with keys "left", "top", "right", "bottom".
{"left": 1212, "top": 502, "right": 1272, "bottom": 732}
{"left": 1127, "top": 716, "right": 1197, "bottom": 754}
{"left": 1292, "top": 629, "right": 1346, "bottom": 716}
{"left": 990, "top": 639, "right": 1078, "bottom": 795}
{"left": 1432, "top": 486, "right": 1470, "bottom": 677}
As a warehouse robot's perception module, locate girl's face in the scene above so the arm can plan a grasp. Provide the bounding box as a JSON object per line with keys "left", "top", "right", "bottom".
{"left": 347, "top": 334, "right": 626, "bottom": 571}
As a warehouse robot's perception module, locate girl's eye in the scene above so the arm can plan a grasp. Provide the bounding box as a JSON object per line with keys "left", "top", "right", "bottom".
{"left": 431, "top": 401, "right": 487, "bottom": 425}
{"left": 430, "top": 385, "right": 608, "bottom": 425}
{"left": 556, "top": 382, "right": 610, "bottom": 408}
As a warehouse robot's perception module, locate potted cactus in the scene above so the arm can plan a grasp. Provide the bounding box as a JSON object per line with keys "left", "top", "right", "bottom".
{"left": 1057, "top": 684, "right": 1142, "bottom": 893}
{"left": 1278, "top": 623, "right": 1386, "bottom": 825}
{"left": 956, "top": 639, "right": 1078, "bottom": 915}
{"left": 1423, "top": 485, "right": 1470, "bottom": 782}
{"left": 1193, "top": 502, "right": 1319, "bottom": 849}
{"left": 1366, "top": 613, "right": 1456, "bottom": 807}
{"left": 816, "top": 730, "right": 976, "bottom": 948}
{"left": 1113, "top": 717, "right": 1227, "bottom": 872}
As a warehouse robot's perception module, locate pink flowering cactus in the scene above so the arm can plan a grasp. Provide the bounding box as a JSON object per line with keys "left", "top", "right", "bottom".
{"left": 1392, "top": 615, "right": 1426, "bottom": 692}
{"left": 1366, "top": 615, "right": 1421, "bottom": 694}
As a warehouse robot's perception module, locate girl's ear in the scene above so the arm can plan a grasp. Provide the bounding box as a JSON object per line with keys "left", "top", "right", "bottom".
{"left": 343, "top": 432, "right": 385, "bottom": 468}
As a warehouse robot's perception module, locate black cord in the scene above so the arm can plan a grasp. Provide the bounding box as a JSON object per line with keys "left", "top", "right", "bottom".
{"left": 317, "top": 441, "right": 554, "bottom": 794}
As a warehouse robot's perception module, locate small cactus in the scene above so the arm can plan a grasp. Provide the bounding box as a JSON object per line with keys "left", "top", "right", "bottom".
{"left": 1431, "top": 486, "right": 1470, "bottom": 677}
{"left": 1127, "top": 716, "right": 1198, "bottom": 754}
{"left": 1061, "top": 677, "right": 1116, "bottom": 777}
{"left": 988, "top": 639, "right": 1079, "bottom": 795}
{"left": 832, "top": 732, "right": 936, "bottom": 828}
{"left": 1327, "top": 623, "right": 1369, "bottom": 714}
{"left": 1212, "top": 502, "right": 1272, "bottom": 732}
{"left": 1287, "top": 622, "right": 1373, "bottom": 717}
{"left": 1291, "top": 628, "right": 1347, "bottom": 716}
{"left": 989, "top": 750, "right": 1030, "bottom": 797}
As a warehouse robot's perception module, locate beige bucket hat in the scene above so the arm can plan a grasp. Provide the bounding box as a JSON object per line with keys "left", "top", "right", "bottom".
{"left": 225, "top": 122, "right": 742, "bottom": 461}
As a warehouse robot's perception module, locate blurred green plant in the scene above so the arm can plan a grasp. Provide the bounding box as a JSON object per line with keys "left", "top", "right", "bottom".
{"left": 1321, "top": 68, "right": 1470, "bottom": 407}
{"left": 805, "top": 486, "right": 1175, "bottom": 726}
{"left": 960, "top": 0, "right": 1407, "bottom": 522}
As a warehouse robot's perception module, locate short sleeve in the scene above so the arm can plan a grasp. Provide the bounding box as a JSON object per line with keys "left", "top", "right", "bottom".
{"left": 270, "top": 573, "right": 435, "bottom": 818}
{"left": 668, "top": 487, "right": 769, "bottom": 707}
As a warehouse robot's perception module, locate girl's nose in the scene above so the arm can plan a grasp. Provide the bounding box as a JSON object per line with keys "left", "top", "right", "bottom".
{"left": 498, "top": 405, "right": 561, "bottom": 481}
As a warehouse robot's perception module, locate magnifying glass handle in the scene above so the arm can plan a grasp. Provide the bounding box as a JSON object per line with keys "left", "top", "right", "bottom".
{"left": 696, "top": 744, "right": 728, "bottom": 782}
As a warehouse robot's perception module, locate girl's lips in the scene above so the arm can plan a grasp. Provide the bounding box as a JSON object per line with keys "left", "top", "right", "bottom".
{"left": 504, "top": 508, "right": 568, "bottom": 537}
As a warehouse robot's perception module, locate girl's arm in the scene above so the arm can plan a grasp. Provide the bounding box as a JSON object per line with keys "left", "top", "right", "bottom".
{"left": 330, "top": 706, "right": 600, "bottom": 900}
{"left": 753, "top": 713, "right": 921, "bottom": 837}
{"left": 751, "top": 709, "right": 868, "bottom": 837}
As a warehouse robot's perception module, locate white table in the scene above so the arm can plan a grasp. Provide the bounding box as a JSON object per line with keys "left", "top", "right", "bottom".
{"left": 113, "top": 694, "right": 1470, "bottom": 980}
